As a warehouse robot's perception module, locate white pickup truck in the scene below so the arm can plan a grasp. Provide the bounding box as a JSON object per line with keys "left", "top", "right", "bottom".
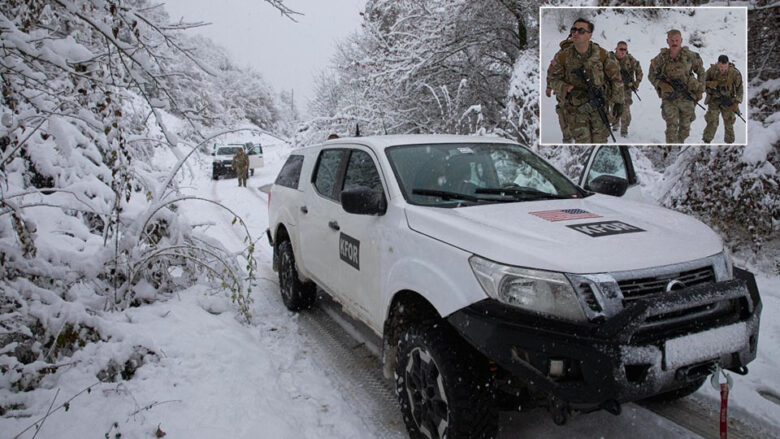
{"left": 211, "top": 143, "right": 263, "bottom": 180}
{"left": 266, "top": 135, "right": 761, "bottom": 439}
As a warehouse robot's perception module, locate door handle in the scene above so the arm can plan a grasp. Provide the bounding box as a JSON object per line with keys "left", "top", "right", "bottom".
{"left": 328, "top": 220, "right": 340, "bottom": 231}
{"left": 300, "top": 206, "right": 308, "bottom": 214}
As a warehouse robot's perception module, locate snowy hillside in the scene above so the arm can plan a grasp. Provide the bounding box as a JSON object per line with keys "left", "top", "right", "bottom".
{"left": 540, "top": 7, "right": 748, "bottom": 144}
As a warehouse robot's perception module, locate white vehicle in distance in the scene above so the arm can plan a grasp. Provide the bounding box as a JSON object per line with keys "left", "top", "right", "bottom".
{"left": 211, "top": 143, "right": 263, "bottom": 180}
{"left": 266, "top": 135, "right": 761, "bottom": 439}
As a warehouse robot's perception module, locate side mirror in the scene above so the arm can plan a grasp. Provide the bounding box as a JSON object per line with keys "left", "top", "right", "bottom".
{"left": 586, "top": 175, "right": 629, "bottom": 197}
{"left": 341, "top": 186, "right": 387, "bottom": 215}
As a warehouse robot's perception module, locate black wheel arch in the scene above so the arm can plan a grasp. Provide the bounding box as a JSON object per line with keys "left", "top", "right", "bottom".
{"left": 381, "top": 290, "right": 442, "bottom": 379}
{"left": 272, "top": 224, "right": 291, "bottom": 272}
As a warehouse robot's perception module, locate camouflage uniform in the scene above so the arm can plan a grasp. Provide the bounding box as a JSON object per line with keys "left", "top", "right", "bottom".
{"left": 649, "top": 47, "right": 705, "bottom": 143}
{"left": 548, "top": 41, "right": 624, "bottom": 143}
{"left": 609, "top": 52, "right": 643, "bottom": 136}
{"left": 232, "top": 149, "right": 249, "bottom": 187}
{"left": 702, "top": 63, "right": 743, "bottom": 144}
{"left": 547, "top": 39, "right": 574, "bottom": 143}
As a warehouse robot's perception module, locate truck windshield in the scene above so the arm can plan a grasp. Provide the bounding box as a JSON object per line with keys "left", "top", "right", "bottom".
{"left": 216, "top": 146, "right": 241, "bottom": 155}
{"left": 386, "top": 143, "right": 585, "bottom": 207}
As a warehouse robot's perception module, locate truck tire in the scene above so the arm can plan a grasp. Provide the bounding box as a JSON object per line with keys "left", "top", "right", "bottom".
{"left": 395, "top": 321, "right": 498, "bottom": 439}
{"left": 212, "top": 172, "right": 218, "bottom": 180}
{"left": 277, "top": 240, "right": 316, "bottom": 311}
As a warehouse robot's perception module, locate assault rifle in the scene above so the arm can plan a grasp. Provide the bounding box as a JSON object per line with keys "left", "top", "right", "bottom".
{"left": 656, "top": 74, "right": 706, "bottom": 111}
{"left": 707, "top": 87, "right": 746, "bottom": 123}
{"left": 620, "top": 69, "right": 641, "bottom": 101}
{"left": 572, "top": 66, "right": 616, "bottom": 142}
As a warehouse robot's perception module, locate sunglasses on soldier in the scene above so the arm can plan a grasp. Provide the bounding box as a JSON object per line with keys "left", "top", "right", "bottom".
{"left": 570, "top": 27, "right": 590, "bottom": 35}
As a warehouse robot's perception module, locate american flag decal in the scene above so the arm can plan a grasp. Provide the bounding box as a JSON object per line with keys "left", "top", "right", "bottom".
{"left": 530, "top": 209, "right": 602, "bottom": 222}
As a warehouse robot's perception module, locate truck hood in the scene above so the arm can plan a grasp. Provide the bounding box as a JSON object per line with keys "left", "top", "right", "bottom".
{"left": 404, "top": 195, "right": 723, "bottom": 274}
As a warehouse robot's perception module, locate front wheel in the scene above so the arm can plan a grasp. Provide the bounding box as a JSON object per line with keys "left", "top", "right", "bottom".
{"left": 395, "top": 322, "right": 498, "bottom": 439}
{"left": 277, "top": 240, "right": 316, "bottom": 311}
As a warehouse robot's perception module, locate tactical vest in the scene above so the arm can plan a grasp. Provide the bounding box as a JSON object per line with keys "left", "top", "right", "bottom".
{"left": 705, "top": 62, "right": 741, "bottom": 105}
{"left": 558, "top": 42, "right": 610, "bottom": 105}
{"left": 618, "top": 54, "right": 636, "bottom": 74}
{"left": 655, "top": 47, "right": 700, "bottom": 81}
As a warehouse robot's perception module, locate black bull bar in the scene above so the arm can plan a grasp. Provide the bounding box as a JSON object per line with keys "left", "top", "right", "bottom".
{"left": 447, "top": 268, "right": 761, "bottom": 408}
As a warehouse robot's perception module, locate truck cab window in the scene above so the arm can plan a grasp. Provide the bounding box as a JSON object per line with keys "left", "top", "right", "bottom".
{"left": 343, "top": 150, "right": 383, "bottom": 194}
{"left": 313, "top": 149, "right": 345, "bottom": 200}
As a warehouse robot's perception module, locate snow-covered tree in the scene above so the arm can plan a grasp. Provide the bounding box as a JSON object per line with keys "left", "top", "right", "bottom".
{"left": 0, "top": 0, "right": 291, "bottom": 394}
{"left": 304, "top": 0, "right": 533, "bottom": 140}
{"left": 275, "top": 89, "right": 301, "bottom": 139}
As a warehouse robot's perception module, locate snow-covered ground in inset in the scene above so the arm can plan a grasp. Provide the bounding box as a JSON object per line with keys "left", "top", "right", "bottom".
{"left": 2, "top": 139, "right": 778, "bottom": 438}
{"left": 540, "top": 7, "right": 748, "bottom": 145}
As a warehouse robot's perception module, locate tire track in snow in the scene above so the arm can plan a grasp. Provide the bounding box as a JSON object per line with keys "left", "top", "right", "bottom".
{"left": 639, "top": 397, "right": 773, "bottom": 439}
{"left": 296, "top": 300, "right": 407, "bottom": 438}
{"left": 214, "top": 179, "right": 406, "bottom": 437}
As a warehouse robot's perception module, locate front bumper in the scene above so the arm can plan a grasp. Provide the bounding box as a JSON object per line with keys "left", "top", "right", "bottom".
{"left": 212, "top": 161, "right": 234, "bottom": 176}
{"left": 447, "top": 268, "right": 761, "bottom": 408}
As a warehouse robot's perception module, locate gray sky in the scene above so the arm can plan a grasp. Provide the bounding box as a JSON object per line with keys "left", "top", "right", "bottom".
{"left": 163, "top": 0, "right": 365, "bottom": 113}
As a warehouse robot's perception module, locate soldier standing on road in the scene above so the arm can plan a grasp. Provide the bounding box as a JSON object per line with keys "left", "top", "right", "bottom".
{"left": 648, "top": 29, "right": 705, "bottom": 143}
{"left": 610, "top": 41, "right": 643, "bottom": 137}
{"left": 546, "top": 38, "right": 574, "bottom": 143}
{"left": 232, "top": 148, "right": 249, "bottom": 187}
{"left": 702, "top": 55, "right": 743, "bottom": 144}
{"left": 548, "top": 18, "right": 624, "bottom": 144}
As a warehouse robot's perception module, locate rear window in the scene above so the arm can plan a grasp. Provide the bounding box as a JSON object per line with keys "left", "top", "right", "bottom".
{"left": 275, "top": 155, "right": 305, "bottom": 189}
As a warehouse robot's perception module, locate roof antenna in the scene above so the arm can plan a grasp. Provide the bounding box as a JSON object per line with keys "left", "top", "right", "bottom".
{"left": 381, "top": 118, "right": 388, "bottom": 135}
{"left": 355, "top": 123, "right": 361, "bottom": 137}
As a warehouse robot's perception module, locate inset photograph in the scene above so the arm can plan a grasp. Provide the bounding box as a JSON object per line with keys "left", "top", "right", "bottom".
{"left": 540, "top": 7, "right": 747, "bottom": 145}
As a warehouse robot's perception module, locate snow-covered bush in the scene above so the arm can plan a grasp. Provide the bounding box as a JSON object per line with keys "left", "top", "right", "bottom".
{"left": 660, "top": 146, "right": 778, "bottom": 269}
{"left": 0, "top": 0, "right": 285, "bottom": 398}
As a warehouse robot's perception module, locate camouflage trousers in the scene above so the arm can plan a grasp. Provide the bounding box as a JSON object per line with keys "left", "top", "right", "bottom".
{"left": 563, "top": 104, "right": 611, "bottom": 143}
{"left": 236, "top": 166, "right": 248, "bottom": 187}
{"left": 703, "top": 104, "right": 737, "bottom": 144}
{"left": 609, "top": 93, "right": 633, "bottom": 135}
{"left": 556, "top": 104, "right": 572, "bottom": 143}
{"left": 661, "top": 98, "right": 695, "bottom": 143}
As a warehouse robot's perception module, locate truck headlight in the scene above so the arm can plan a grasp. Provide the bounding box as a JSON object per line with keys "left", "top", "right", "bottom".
{"left": 469, "top": 255, "right": 586, "bottom": 322}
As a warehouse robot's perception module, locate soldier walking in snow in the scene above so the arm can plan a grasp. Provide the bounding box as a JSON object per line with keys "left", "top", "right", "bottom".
{"left": 702, "top": 55, "right": 744, "bottom": 144}
{"left": 548, "top": 18, "right": 624, "bottom": 143}
{"left": 232, "top": 148, "right": 249, "bottom": 187}
{"left": 649, "top": 29, "right": 706, "bottom": 144}
{"left": 546, "top": 38, "right": 574, "bottom": 143}
{"left": 610, "top": 41, "right": 643, "bottom": 137}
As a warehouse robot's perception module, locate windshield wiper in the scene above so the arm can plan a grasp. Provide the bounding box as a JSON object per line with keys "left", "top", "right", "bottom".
{"left": 411, "top": 189, "right": 514, "bottom": 203}
{"left": 411, "top": 189, "right": 480, "bottom": 202}
{"left": 475, "top": 187, "right": 571, "bottom": 200}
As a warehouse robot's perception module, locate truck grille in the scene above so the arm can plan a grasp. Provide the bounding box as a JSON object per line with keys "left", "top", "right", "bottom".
{"left": 619, "top": 266, "right": 715, "bottom": 301}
